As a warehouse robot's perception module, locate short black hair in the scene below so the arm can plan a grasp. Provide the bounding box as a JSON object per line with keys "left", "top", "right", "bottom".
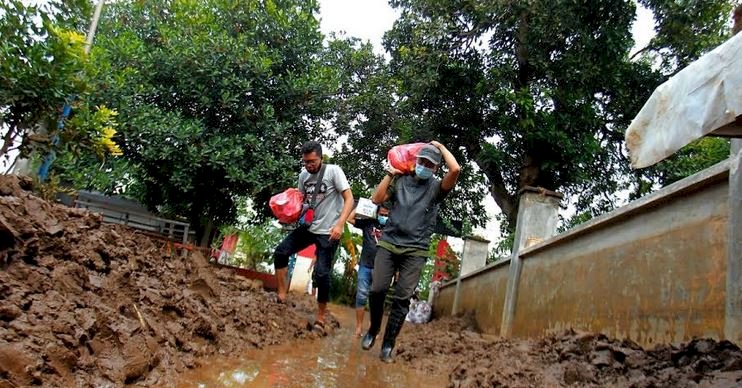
{"left": 301, "top": 141, "right": 322, "bottom": 157}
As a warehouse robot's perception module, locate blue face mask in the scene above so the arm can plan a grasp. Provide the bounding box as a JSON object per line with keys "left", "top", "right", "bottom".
{"left": 415, "top": 163, "right": 434, "bottom": 179}
{"left": 377, "top": 215, "right": 388, "bottom": 225}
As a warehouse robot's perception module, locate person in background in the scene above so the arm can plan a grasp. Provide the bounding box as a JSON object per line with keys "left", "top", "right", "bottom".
{"left": 348, "top": 203, "right": 389, "bottom": 336}
{"left": 361, "top": 141, "right": 460, "bottom": 362}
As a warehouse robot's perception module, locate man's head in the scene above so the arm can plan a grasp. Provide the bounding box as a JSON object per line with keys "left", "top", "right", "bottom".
{"left": 301, "top": 141, "right": 323, "bottom": 173}
{"left": 733, "top": 4, "right": 741, "bottom": 35}
{"left": 377, "top": 204, "right": 389, "bottom": 225}
{"left": 415, "top": 144, "right": 442, "bottom": 179}
{"left": 378, "top": 205, "right": 389, "bottom": 216}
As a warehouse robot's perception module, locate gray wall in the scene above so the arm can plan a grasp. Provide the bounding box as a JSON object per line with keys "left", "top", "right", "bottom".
{"left": 434, "top": 160, "right": 733, "bottom": 347}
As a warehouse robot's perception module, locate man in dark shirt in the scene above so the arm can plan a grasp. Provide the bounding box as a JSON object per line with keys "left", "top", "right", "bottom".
{"left": 361, "top": 141, "right": 460, "bottom": 362}
{"left": 348, "top": 204, "right": 389, "bottom": 336}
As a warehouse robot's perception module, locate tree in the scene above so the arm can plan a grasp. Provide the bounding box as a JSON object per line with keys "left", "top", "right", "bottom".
{"left": 327, "top": 37, "right": 489, "bottom": 229}
{"left": 634, "top": 0, "right": 734, "bottom": 72}
{"left": 634, "top": 137, "right": 730, "bottom": 194}
{"left": 339, "top": 0, "right": 734, "bottom": 234}
{"left": 85, "top": 0, "right": 346, "bottom": 243}
{"left": 0, "top": 0, "right": 93, "bottom": 165}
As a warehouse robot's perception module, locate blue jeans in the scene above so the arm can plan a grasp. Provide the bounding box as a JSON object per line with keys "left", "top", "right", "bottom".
{"left": 355, "top": 265, "right": 373, "bottom": 308}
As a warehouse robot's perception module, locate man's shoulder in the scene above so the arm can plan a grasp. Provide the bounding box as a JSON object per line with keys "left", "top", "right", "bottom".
{"left": 325, "top": 164, "right": 345, "bottom": 174}
{"left": 298, "top": 169, "right": 310, "bottom": 182}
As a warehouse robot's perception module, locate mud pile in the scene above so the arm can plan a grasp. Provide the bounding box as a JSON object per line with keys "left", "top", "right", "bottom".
{"left": 396, "top": 314, "right": 742, "bottom": 387}
{"left": 0, "top": 176, "right": 334, "bottom": 387}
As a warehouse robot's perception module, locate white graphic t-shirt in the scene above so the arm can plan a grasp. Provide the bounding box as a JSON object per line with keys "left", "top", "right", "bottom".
{"left": 298, "top": 164, "right": 350, "bottom": 235}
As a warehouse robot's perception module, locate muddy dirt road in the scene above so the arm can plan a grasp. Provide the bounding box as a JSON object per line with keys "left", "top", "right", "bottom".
{"left": 2, "top": 174, "right": 742, "bottom": 387}
{"left": 178, "top": 305, "right": 447, "bottom": 387}
{"left": 396, "top": 314, "right": 742, "bottom": 387}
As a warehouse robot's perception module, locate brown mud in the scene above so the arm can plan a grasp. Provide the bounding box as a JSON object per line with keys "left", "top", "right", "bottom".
{"left": 395, "top": 313, "right": 742, "bottom": 387}
{"left": 0, "top": 175, "right": 335, "bottom": 387}
{"left": 1, "top": 174, "right": 742, "bottom": 387}
{"left": 178, "top": 304, "right": 448, "bottom": 387}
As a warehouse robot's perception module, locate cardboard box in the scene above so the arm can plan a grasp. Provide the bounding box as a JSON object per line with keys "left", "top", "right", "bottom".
{"left": 355, "top": 197, "right": 377, "bottom": 219}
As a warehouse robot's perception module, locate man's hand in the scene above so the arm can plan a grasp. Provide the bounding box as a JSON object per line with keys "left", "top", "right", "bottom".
{"left": 329, "top": 223, "right": 343, "bottom": 241}
{"left": 430, "top": 140, "right": 461, "bottom": 192}
{"left": 383, "top": 160, "right": 404, "bottom": 176}
{"left": 387, "top": 166, "right": 404, "bottom": 176}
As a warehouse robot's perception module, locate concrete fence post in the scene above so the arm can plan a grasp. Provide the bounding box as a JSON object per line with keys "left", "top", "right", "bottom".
{"left": 451, "top": 237, "right": 490, "bottom": 315}
{"left": 726, "top": 139, "right": 742, "bottom": 343}
{"left": 460, "top": 237, "right": 490, "bottom": 276}
{"left": 451, "top": 277, "right": 463, "bottom": 316}
{"left": 452, "top": 237, "right": 490, "bottom": 315}
{"left": 500, "top": 186, "right": 562, "bottom": 337}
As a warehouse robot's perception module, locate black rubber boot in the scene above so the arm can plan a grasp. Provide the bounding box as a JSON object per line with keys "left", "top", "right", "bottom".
{"left": 361, "top": 332, "right": 376, "bottom": 350}
{"left": 361, "top": 291, "right": 385, "bottom": 350}
{"left": 379, "top": 298, "right": 409, "bottom": 363}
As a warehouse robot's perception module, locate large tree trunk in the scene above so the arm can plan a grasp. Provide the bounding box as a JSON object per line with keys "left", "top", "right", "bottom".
{"left": 199, "top": 218, "right": 215, "bottom": 248}
{"left": 0, "top": 126, "right": 17, "bottom": 159}
{"left": 477, "top": 8, "right": 538, "bottom": 232}
{"left": 465, "top": 135, "right": 542, "bottom": 232}
{"left": 472, "top": 153, "right": 518, "bottom": 232}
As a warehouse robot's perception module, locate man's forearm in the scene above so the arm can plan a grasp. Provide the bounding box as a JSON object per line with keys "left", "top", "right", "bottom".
{"left": 371, "top": 174, "right": 393, "bottom": 204}
{"left": 432, "top": 141, "right": 460, "bottom": 191}
{"left": 336, "top": 190, "right": 354, "bottom": 225}
{"left": 438, "top": 144, "right": 460, "bottom": 173}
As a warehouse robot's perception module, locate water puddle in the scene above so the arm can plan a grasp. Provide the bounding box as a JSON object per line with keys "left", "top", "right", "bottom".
{"left": 178, "top": 305, "right": 446, "bottom": 387}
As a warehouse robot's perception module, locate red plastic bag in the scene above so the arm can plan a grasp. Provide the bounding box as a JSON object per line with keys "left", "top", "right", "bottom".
{"left": 387, "top": 143, "right": 426, "bottom": 174}
{"left": 269, "top": 188, "right": 305, "bottom": 224}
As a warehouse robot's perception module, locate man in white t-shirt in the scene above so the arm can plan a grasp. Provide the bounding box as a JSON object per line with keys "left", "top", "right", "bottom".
{"left": 273, "top": 141, "right": 353, "bottom": 329}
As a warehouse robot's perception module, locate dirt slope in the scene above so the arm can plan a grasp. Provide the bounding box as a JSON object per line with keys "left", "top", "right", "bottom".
{"left": 0, "top": 175, "right": 334, "bottom": 387}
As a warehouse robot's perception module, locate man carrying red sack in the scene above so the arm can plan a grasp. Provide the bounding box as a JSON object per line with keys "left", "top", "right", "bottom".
{"left": 361, "top": 141, "right": 460, "bottom": 362}
{"left": 272, "top": 141, "right": 354, "bottom": 330}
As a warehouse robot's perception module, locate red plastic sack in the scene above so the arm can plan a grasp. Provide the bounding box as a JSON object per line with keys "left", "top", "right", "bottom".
{"left": 387, "top": 143, "right": 426, "bottom": 174}
{"left": 269, "top": 188, "right": 304, "bottom": 224}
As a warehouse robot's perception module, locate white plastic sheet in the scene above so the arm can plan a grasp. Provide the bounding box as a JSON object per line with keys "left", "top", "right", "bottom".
{"left": 626, "top": 33, "right": 742, "bottom": 169}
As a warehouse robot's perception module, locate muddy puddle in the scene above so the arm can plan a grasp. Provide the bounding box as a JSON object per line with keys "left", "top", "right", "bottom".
{"left": 178, "top": 305, "right": 447, "bottom": 387}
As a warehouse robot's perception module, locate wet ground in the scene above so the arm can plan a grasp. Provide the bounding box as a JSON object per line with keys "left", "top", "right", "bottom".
{"left": 178, "top": 305, "right": 447, "bottom": 387}
{"left": 2, "top": 174, "right": 742, "bottom": 387}
{"left": 0, "top": 175, "right": 331, "bottom": 387}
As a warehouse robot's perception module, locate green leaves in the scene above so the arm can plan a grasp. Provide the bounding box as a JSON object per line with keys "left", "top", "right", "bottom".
{"left": 71, "top": 0, "right": 342, "bottom": 237}
{"left": 0, "top": 0, "right": 93, "bottom": 160}
{"left": 363, "top": 0, "right": 734, "bottom": 232}
{"left": 638, "top": 0, "right": 735, "bottom": 72}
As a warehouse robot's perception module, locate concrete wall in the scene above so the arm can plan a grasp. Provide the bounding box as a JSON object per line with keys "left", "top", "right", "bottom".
{"left": 437, "top": 261, "right": 510, "bottom": 334}
{"left": 434, "top": 160, "right": 732, "bottom": 347}
{"left": 436, "top": 285, "right": 455, "bottom": 317}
